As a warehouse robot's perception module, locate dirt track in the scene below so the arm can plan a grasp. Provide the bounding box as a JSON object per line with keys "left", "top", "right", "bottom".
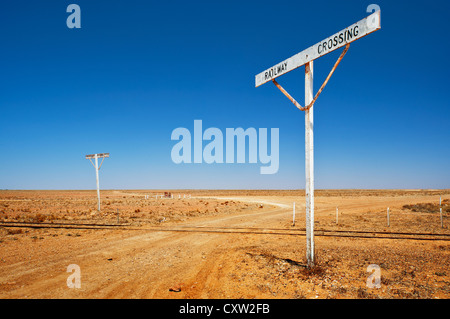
{"left": 0, "top": 190, "right": 449, "bottom": 299}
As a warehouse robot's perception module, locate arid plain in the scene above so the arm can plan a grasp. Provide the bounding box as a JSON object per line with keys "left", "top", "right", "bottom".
{"left": 0, "top": 189, "right": 449, "bottom": 299}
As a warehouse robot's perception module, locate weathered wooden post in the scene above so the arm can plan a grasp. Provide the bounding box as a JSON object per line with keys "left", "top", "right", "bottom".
{"left": 336, "top": 206, "right": 339, "bottom": 225}
{"left": 292, "top": 202, "right": 296, "bottom": 226}
{"left": 387, "top": 207, "right": 390, "bottom": 227}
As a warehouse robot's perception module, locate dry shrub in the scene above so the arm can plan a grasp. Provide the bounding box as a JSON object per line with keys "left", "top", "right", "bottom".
{"left": 30, "top": 213, "right": 46, "bottom": 223}
{"left": 403, "top": 202, "right": 450, "bottom": 213}
{"left": 301, "top": 264, "right": 327, "bottom": 277}
{"left": 7, "top": 228, "right": 23, "bottom": 235}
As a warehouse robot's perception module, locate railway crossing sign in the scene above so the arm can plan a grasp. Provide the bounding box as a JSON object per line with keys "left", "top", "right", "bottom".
{"left": 255, "top": 10, "right": 381, "bottom": 267}
{"left": 86, "top": 153, "right": 109, "bottom": 211}
{"left": 255, "top": 10, "right": 381, "bottom": 88}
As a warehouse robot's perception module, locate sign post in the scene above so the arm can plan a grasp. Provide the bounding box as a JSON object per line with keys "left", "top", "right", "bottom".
{"left": 305, "top": 61, "right": 314, "bottom": 266}
{"left": 85, "top": 153, "right": 110, "bottom": 211}
{"left": 255, "top": 10, "right": 380, "bottom": 268}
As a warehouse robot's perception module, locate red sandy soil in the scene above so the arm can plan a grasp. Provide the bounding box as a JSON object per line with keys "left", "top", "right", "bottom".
{"left": 0, "top": 189, "right": 449, "bottom": 299}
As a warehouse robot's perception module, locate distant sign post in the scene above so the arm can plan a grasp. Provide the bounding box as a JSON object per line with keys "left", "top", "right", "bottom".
{"left": 85, "top": 153, "right": 110, "bottom": 211}
{"left": 255, "top": 10, "right": 380, "bottom": 268}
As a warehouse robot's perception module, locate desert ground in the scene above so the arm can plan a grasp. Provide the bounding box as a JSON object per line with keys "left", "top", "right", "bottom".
{"left": 0, "top": 189, "right": 449, "bottom": 299}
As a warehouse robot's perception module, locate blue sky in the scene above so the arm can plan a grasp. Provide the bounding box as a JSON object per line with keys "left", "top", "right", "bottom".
{"left": 0, "top": 0, "right": 449, "bottom": 190}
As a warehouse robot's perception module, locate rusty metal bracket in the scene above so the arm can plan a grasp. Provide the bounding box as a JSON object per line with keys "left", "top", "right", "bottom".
{"left": 272, "top": 44, "right": 350, "bottom": 111}
{"left": 306, "top": 43, "right": 350, "bottom": 110}
{"left": 272, "top": 78, "right": 307, "bottom": 111}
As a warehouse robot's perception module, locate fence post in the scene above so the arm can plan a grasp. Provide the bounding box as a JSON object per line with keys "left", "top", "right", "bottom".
{"left": 292, "top": 202, "right": 296, "bottom": 226}
{"left": 387, "top": 207, "right": 390, "bottom": 227}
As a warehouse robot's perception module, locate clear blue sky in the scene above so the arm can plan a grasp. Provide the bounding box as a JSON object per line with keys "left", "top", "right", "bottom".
{"left": 0, "top": 0, "right": 449, "bottom": 190}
